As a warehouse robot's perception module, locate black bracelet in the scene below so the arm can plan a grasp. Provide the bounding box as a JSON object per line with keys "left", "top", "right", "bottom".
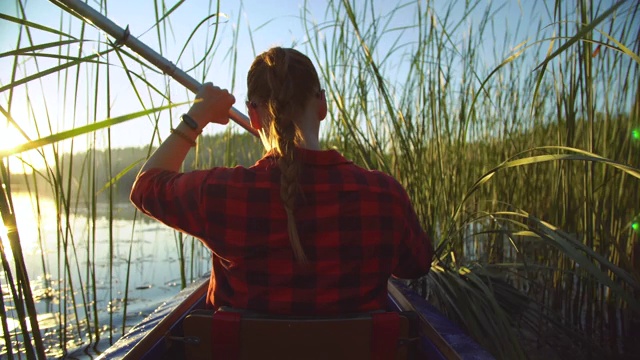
{"left": 181, "top": 113, "right": 199, "bottom": 130}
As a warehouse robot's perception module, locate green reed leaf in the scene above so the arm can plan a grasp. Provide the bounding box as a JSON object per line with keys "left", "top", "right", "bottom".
{"left": 141, "top": 0, "right": 186, "bottom": 37}
{"left": 96, "top": 158, "right": 143, "bottom": 195}
{"left": 456, "top": 147, "right": 640, "bottom": 222}
{"left": 0, "top": 101, "right": 191, "bottom": 158}
{"left": 0, "top": 13, "right": 77, "bottom": 39}
{"left": 594, "top": 28, "right": 640, "bottom": 65}
{"left": 0, "top": 48, "right": 115, "bottom": 94}
{"left": 533, "top": 0, "right": 627, "bottom": 71}
{"left": 529, "top": 215, "right": 640, "bottom": 312}
{"left": 0, "top": 39, "right": 82, "bottom": 58}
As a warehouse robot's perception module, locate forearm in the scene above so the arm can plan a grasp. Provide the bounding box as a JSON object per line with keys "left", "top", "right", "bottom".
{"left": 135, "top": 83, "right": 235, "bottom": 175}
{"left": 138, "top": 121, "right": 203, "bottom": 174}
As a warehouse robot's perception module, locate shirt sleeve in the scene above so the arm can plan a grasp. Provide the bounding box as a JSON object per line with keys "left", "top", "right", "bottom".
{"left": 130, "top": 168, "right": 209, "bottom": 239}
{"left": 391, "top": 182, "right": 434, "bottom": 279}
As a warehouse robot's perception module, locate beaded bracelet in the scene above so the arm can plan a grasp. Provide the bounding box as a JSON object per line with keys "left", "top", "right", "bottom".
{"left": 170, "top": 127, "right": 198, "bottom": 147}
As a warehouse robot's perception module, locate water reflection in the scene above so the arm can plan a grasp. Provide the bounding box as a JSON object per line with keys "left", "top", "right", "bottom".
{"left": 0, "top": 192, "right": 212, "bottom": 358}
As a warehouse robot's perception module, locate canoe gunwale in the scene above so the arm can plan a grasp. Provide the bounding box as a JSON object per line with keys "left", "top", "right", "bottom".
{"left": 100, "top": 277, "right": 494, "bottom": 359}
{"left": 96, "top": 276, "right": 209, "bottom": 359}
{"left": 388, "top": 279, "right": 495, "bottom": 360}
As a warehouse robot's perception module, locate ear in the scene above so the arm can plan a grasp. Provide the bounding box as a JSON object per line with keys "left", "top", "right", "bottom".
{"left": 248, "top": 105, "right": 263, "bottom": 130}
{"left": 317, "top": 91, "right": 327, "bottom": 121}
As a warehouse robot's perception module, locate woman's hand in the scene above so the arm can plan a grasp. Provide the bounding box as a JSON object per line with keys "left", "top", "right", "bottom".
{"left": 187, "top": 82, "right": 236, "bottom": 128}
{"left": 133, "top": 83, "right": 235, "bottom": 175}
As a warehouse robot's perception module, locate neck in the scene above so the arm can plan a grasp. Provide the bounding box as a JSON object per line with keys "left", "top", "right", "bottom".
{"left": 297, "top": 135, "right": 321, "bottom": 150}
{"left": 296, "top": 107, "right": 321, "bottom": 150}
{"left": 258, "top": 104, "right": 322, "bottom": 152}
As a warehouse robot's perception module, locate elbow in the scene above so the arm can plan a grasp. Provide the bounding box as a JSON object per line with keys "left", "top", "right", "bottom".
{"left": 392, "top": 247, "right": 434, "bottom": 280}
{"left": 129, "top": 176, "right": 144, "bottom": 210}
{"left": 129, "top": 187, "right": 138, "bottom": 209}
{"left": 392, "top": 265, "right": 431, "bottom": 280}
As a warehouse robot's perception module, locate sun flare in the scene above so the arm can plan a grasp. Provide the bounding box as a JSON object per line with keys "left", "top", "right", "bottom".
{"left": 0, "top": 124, "right": 24, "bottom": 152}
{"left": 0, "top": 124, "right": 48, "bottom": 173}
{"left": 0, "top": 222, "right": 9, "bottom": 242}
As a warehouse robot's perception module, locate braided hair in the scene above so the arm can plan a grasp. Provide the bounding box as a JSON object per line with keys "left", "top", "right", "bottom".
{"left": 247, "top": 47, "right": 322, "bottom": 264}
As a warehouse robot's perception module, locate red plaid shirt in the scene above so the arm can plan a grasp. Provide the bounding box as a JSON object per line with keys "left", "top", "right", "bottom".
{"left": 130, "top": 148, "right": 432, "bottom": 315}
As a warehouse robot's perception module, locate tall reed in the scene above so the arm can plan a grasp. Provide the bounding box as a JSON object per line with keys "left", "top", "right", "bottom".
{"left": 0, "top": 0, "right": 229, "bottom": 356}
{"left": 304, "top": 0, "right": 638, "bottom": 357}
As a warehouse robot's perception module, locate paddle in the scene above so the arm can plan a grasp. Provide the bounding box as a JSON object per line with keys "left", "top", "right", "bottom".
{"left": 49, "top": 0, "right": 258, "bottom": 137}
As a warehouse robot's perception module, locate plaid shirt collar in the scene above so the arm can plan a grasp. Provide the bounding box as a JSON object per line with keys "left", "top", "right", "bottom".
{"left": 256, "top": 147, "right": 353, "bottom": 167}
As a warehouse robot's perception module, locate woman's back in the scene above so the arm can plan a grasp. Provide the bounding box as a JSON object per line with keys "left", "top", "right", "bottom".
{"left": 130, "top": 46, "right": 432, "bottom": 317}
{"left": 132, "top": 147, "right": 431, "bottom": 315}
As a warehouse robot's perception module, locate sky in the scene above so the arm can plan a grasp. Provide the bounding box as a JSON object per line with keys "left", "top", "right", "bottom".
{"left": 1, "top": 0, "right": 330, "bottom": 153}
{"left": 0, "top": 0, "right": 629, "bottom": 171}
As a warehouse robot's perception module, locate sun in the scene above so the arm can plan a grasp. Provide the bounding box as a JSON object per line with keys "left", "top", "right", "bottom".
{"left": 0, "top": 123, "right": 41, "bottom": 173}
{"left": 1, "top": 118, "right": 60, "bottom": 174}
{"left": 0, "top": 123, "right": 25, "bottom": 153}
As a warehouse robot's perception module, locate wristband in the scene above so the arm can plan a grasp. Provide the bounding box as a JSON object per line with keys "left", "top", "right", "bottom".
{"left": 181, "top": 113, "right": 199, "bottom": 130}
{"left": 170, "top": 128, "right": 197, "bottom": 147}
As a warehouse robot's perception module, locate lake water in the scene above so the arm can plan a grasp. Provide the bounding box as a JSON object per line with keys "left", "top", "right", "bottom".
{"left": 0, "top": 192, "right": 212, "bottom": 359}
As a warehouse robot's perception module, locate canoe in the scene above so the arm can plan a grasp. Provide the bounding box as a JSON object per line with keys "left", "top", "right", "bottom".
{"left": 97, "top": 277, "right": 494, "bottom": 359}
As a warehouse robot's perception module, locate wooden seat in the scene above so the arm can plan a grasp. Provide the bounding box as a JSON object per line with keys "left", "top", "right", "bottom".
{"left": 181, "top": 309, "right": 418, "bottom": 360}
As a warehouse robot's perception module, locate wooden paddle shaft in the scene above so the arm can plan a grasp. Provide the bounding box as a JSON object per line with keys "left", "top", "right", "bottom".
{"left": 50, "top": 0, "right": 258, "bottom": 137}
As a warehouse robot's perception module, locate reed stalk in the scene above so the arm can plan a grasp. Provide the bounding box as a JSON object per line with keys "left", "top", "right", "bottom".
{"left": 0, "top": 162, "right": 44, "bottom": 359}
{"left": 304, "top": 0, "right": 639, "bottom": 357}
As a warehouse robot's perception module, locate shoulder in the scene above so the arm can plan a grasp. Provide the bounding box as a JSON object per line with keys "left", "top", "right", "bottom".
{"left": 337, "top": 164, "right": 409, "bottom": 199}
{"left": 203, "top": 163, "right": 279, "bottom": 189}
{"left": 137, "top": 166, "right": 262, "bottom": 184}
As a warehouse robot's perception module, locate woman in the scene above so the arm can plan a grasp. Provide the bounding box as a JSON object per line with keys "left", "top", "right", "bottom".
{"left": 130, "top": 47, "right": 433, "bottom": 315}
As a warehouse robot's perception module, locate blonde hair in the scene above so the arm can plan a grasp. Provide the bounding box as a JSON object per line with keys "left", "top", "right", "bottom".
{"left": 247, "top": 48, "right": 321, "bottom": 264}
